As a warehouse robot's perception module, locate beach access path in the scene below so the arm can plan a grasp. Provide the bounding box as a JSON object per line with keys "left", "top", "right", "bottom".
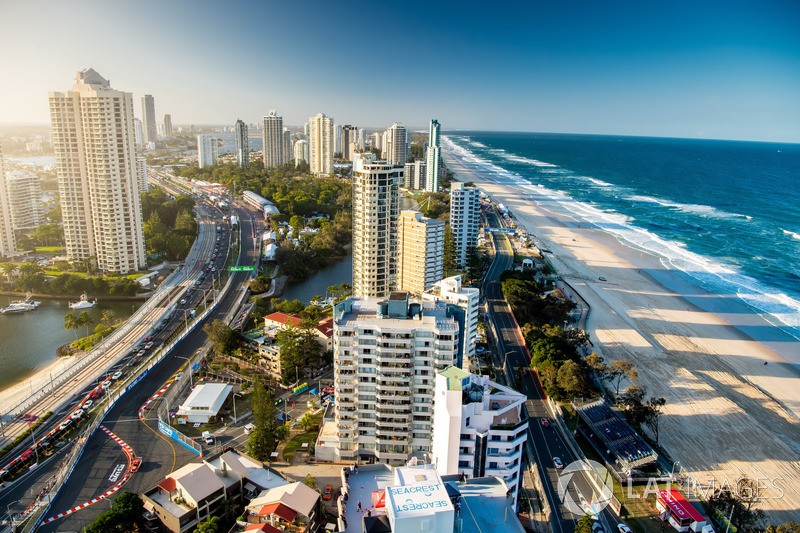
{"left": 443, "top": 149, "right": 800, "bottom": 522}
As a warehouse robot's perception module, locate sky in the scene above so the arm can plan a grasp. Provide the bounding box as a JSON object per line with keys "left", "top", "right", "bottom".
{"left": 0, "top": 0, "right": 798, "bottom": 142}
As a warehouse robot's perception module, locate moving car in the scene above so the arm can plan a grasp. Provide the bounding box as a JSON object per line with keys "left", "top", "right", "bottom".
{"left": 174, "top": 372, "right": 183, "bottom": 381}
{"left": 553, "top": 457, "right": 564, "bottom": 469}
{"left": 617, "top": 524, "right": 632, "bottom": 533}
{"left": 144, "top": 342, "right": 154, "bottom": 350}
{"left": 540, "top": 418, "right": 550, "bottom": 428}
{"left": 131, "top": 457, "right": 142, "bottom": 472}
{"left": 322, "top": 483, "right": 333, "bottom": 501}
{"left": 202, "top": 431, "right": 214, "bottom": 445}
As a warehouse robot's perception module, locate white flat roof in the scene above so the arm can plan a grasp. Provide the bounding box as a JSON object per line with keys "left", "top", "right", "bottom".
{"left": 177, "top": 383, "right": 232, "bottom": 416}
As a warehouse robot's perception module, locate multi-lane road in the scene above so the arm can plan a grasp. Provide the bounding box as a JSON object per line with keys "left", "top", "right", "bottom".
{"left": 0, "top": 183, "right": 263, "bottom": 531}
{"left": 482, "top": 207, "right": 621, "bottom": 533}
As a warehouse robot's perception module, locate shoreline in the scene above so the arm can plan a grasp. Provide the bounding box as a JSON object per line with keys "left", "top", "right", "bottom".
{"left": 443, "top": 148, "right": 800, "bottom": 521}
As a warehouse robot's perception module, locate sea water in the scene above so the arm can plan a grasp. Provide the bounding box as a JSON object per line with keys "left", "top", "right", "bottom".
{"left": 443, "top": 132, "right": 800, "bottom": 344}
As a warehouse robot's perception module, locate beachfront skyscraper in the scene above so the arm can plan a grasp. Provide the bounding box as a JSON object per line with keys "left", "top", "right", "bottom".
{"left": 0, "top": 140, "right": 17, "bottom": 257}
{"left": 383, "top": 122, "right": 409, "bottom": 165}
{"left": 308, "top": 113, "right": 334, "bottom": 176}
{"left": 197, "top": 134, "right": 218, "bottom": 168}
{"left": 163, "top": 114, "right": 173, "bottom": 138}
{"left": 262, "top": 111, "right": 284, "bottom": 169}
{"left": 330, "top": 293, "right": 459, "bottom": 464}
{"left": 450, "top": 182, "right": 481, "bottom": 268}
{"left": 396, "top": 210, "right": 444, "bottom": 296}
{"left": 283, "top": 129, "right": 292, "bottom": 165}
{"left": 235, "top": 119, "right": 249, "bottom": 169}
{"left": 352, "top": 153, "right": 401, "bottom": 299}
{"left": 49, "top": 68, "right": 146, "bottom": 274}
{"left": 141, "top": 94, "right": 157, "bottom": 146}
{"left": 426, "top": 119, "right": 441, "bottom": 192}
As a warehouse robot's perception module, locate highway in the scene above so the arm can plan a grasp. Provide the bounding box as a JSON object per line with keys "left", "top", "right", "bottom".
{"left": 482, "top": 207, "right": 620, "bottom": 533}
{"left": 30, "top": 199, "right": 262, "bottom": 532}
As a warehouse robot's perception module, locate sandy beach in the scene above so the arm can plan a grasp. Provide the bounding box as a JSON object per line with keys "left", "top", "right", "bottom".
{"left": 443, "top": 148, "right": 800, "bottom": 522}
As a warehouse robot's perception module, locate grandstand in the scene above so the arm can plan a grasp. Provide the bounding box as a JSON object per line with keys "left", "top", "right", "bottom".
{"left": 242, "top": 190, "right": 279, "bottom": 218}
{"left": 573, "top": 398, "right": 658, "bottom": 471}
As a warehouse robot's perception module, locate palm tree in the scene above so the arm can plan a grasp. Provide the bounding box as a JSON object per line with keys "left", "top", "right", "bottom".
{"left": 2, "top": 263, "right": 17, "bottom": 285}
{"left": 64, "top": 313, "right": 79, "bottom": 340}
{"left": 195, "top": 516, "right": 221, "bottom": 533}
{"left": 78, "top": 310, "right": 93, "bottom": 337}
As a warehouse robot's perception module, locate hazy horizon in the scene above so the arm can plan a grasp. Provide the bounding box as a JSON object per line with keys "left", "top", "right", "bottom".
{"left": 1, "top": 0, "right": 798, "bottom": 143}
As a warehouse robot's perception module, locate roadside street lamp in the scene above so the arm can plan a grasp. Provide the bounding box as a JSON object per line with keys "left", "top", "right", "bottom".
{"left": 233, "top": 392, "right": 241, "bottom": 424}
{"left": 175, "top": 356, "right": 194, "bottom": 389}
{"left": 671, "top": 461, "right": 681, "bottom": 477}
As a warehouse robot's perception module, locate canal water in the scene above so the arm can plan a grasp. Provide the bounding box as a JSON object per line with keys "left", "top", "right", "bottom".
{"left": 282, "top": 253, "right": 353, "bottom": 305}
{"left": 0, "top": 297, "right": 139, "bottom": 392}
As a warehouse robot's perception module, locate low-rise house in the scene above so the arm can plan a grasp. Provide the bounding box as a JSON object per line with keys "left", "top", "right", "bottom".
{"left": 142, "top": 450, "right": 287, "bottom": 533}
{"left": 242, "top": 482, "right": 321, "bottom": 533}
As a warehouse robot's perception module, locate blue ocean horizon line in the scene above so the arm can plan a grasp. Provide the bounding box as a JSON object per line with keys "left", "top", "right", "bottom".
{"left": 442, "top": 132, "right": 800, "bottom": 345}
{"left": 440, "top": 129, "right": 800, "bottom": 146}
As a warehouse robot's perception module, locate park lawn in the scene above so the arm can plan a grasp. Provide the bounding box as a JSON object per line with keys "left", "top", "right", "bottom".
{"left": 36, "top": 246, "right": 65, "bottom": 253}
{"left": 282, "top": 431, "right": 317, "bottom": 462}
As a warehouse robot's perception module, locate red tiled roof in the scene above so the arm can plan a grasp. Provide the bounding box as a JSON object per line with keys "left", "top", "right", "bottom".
{"left": 264, "top": 312, "right": 302, "bottom": 328}
{"left": 158, "top": 477, "right": 177, "bottom": 492}
{"left": 257, "top": 502, "right": 297, "bottom": 522}
{"left": 245, "top": 523, "right": 282, "bottom": 533}
{"left": 315, "top": 317, "right": 334, "bottom": 338}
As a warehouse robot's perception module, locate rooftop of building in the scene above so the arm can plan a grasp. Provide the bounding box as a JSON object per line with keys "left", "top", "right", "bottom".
{"left": 335, "top": 296, "right": 457, "bottom": 332}
{"left": 448, "top": 475, "right": 526, "bottom": 533}
{"left": 176, "top": 382, "right": 232, "bottom": 415}
{"left": 247, "top": 481, "right": 320, "bottom": 518}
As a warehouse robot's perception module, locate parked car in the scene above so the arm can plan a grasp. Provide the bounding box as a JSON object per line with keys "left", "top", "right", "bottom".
{"left": 82, "top": 399, "right": 94, "bottom": 410}
{"left": 174, "top": 372, "right": 183, "bottom": 381}
{"left": 70, "top": 409, "right": 85, "bottom": 420}
{"left": 202, "top": 431, "right": 214, "bottom": 445}
{"left": 244, "top": 423, "right": 255, "bottom": 434}
{"left": 179, "top": 299, "right": 186, "bottom": 305}
{"left": 101, "top": 380, "right": 111, "bottom": 390}
{"left": 143, "top": 336, "right": 153, "bottom": 342}
{"left": 322, "top": 484, "right": 333, "bottom": 501}
{"left": 111, "top": 371, "right": 123, "bottom": 381}
{"left": 144, "top": 342, "right": 154, "bottom": 350}
{"left": 137, "top": 350, "right": 146, "bottom": 358}
{"left": 90, "top": 388, "right": 104, "bottom": 399}
{"left": 58, "top": 419, "right": 73, "bottom": 431}
{"left": 20, "top": 448, "right": 34, "bottom": 461}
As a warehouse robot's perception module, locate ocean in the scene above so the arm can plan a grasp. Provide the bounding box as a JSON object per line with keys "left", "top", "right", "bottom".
{"left": 442, "top": 132, "right": 800, "bottom": 343}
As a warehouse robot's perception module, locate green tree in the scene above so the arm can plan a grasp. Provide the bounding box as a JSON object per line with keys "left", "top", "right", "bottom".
{"left": 1, "top": 262, "right": 17, "bottom": 284}
{"left": 78, "top": 310, "right": 93, "bottom": 337}
{"left": 575, "top": 515, "right": 593, "bottom": 533}
{"left": 247, "top": 376, "right": 279, "bottom": 460}
{"left": 443, "top": 224, "right": 456, "bottom": 276}
{"left": 556, "top": 360, "right": 588, "bottom": 397}
{"left": 289, "top": 215, "right": 306, "bottom": 229}
{"left": 304, "top": 473, "right": 318, "bottom": 490}
{"left": 195, "top": 515, "right": 222, "bottom": 533}
{"left": 84, "top": 491, "right": 144, "bottom": 533}
{"left": 465, "top": 246, "right": 483, "bottom": 282}
{"left": 606, "top": 359, "right": 638, "bottom": 396}
{"left": 584, "top": 352, "right": 608, "bottom": 380}
{"left": 204, "top": 319, "right": 242, "bottom": 355}
{"left": 64, "top": 312, "right": 79, "bottom": 340}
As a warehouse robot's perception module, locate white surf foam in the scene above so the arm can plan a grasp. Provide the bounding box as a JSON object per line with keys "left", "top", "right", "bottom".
{"left": 442, "top": 135, "right": 800, "bottom": 338}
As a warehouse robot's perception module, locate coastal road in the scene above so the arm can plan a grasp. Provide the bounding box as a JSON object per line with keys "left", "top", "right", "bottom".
{"left": 482, "top": 210, "right": 619, "bottom": 533}
{"left": 35, "top": 204, "right": 261, "bottom": 532}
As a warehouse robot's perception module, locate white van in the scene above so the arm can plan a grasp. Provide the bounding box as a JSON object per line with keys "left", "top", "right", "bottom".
{"left": 202, "top": 431, "right": 214, "bottom": 445}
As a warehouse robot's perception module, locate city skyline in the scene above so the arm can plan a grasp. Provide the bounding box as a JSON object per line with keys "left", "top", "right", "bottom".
{"left": 0, "top": 0, "right": 798, "bottom": 143}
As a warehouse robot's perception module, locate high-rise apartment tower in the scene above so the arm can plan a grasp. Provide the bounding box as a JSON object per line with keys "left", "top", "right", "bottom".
{"left": 262, "top": 111, "right": 284, "bottom": 169}
{"left": 352, "top": 153, "right": 402, "bottom": 299}
{"left": 308, "top": 113, "right": 334, "bottom": 176}
{"left": 141, "top": 94, "right": 157, "bottom": 146}
{"left": 425, "top": 119, "right": 441, "bottom": 192}
{"left": 50, "top": 69, "right": 146, "bottom": 273}
{"left": 235, "top": 119, "right": 249, "bottom": 169}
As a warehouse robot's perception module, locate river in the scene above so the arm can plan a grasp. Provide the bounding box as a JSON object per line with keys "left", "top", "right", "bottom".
{"left": 282, "top": 253, "right": 353, "bottom": 305}
{"left": 0, "top": 297, "right": 139, "bottom": 392}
